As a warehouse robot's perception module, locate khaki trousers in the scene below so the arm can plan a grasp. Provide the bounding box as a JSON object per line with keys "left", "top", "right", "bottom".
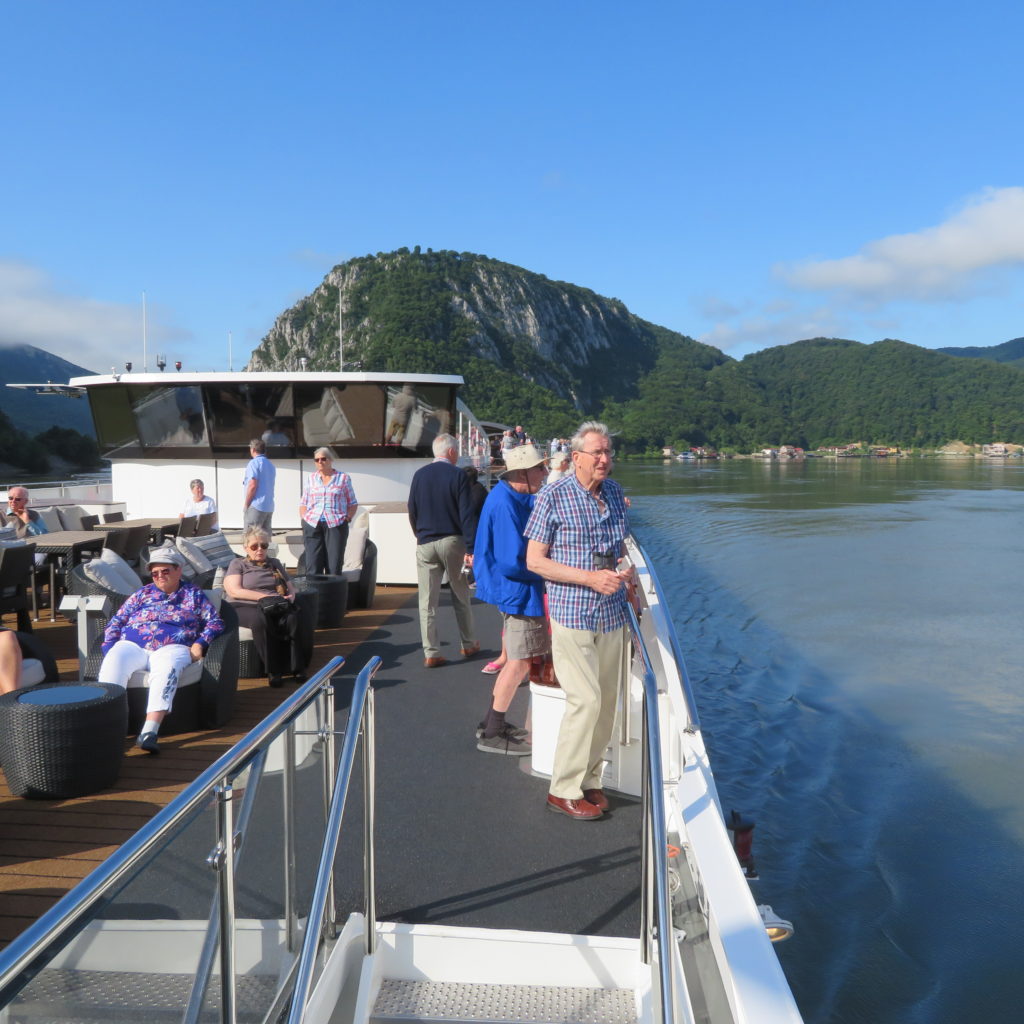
{"left": 416, "top": 535, "right": 476, "bottom": 659}
{"left": 549, "top": 620, "right": 629, "bottom": 799}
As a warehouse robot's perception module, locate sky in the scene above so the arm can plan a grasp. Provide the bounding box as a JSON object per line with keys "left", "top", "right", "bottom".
{"left": 2, "top": 0, "right": 1023, "bottom": 375}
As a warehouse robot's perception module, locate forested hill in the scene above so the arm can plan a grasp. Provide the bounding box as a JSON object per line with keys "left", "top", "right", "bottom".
{"left": 247, "top": 248, "right": 1024, "bottom": 450}
{"left": 247, "top": 248, "right": 729, "bottom": 437}
{"left": 937, "top": 337, "right": 1024, "bottom": 369}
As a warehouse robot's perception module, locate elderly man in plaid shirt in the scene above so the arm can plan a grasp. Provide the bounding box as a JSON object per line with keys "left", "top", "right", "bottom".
{"left": 525, "top": 420, "right": 633, "bottom": 821}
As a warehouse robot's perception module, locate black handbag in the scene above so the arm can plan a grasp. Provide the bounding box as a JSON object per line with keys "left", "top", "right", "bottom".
{"left": 257, "top": 594, "right": 290, "bottom": 618}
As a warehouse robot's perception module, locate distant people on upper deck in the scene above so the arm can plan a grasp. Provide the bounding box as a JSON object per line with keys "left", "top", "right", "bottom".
{"left": 500, "top": 431, "right": 516, "bottom": 455}
{"left": 243, "top": 439, "right": 276, "bottom": 533}
{"left": 546, "top": 451, "right": 571, "bottom": 486}
{"left": 179, "top": 479, "right": 218, "bottom": 531}
{"left": 299, "top": 447, "right": 358, "bottom": 576}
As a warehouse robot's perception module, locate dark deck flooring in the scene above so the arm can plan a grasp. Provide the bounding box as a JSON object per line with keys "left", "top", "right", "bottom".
{"left": 0, "top": 588, "right": 642, "bottom": 952}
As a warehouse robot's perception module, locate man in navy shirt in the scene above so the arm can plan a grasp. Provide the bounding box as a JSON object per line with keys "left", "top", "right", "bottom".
{"left": 407, "top": 433, "right": 478, "bottom": 668}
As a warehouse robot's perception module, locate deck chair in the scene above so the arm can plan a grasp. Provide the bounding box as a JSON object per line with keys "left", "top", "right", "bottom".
{"left": 119, "top": 524, "right": 153, "bottom": 572}
{"left": 195, "top": 512, "right": 217, "bottom": 536}
{"left": 0, "top": 544, "right": 38, "bottom": 633}
{"left": 178, "top": 515, "right": 200, "bottom": 539}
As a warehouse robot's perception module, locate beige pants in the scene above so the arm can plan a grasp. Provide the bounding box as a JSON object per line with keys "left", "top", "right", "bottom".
{"left": 415, "top": 535, "right": 476, "bottom": 659}
{"left": 549, "top": 620, "right": 629, "bottom": 799}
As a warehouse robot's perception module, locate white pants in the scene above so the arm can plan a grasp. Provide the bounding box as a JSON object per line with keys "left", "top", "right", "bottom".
{"left": 98, "top": 640, "right": 194, "bottom": 715}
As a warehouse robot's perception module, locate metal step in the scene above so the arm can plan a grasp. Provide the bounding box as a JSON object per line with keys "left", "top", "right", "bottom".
{"left": 371, "top": 978, "right": 638, "bottom": 1024}
{"left": 5, "top": 968, "right": 278, "bottom": 1022}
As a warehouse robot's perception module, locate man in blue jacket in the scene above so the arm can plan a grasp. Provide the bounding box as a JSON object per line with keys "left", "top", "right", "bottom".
{"left": 473, "top": 443, "right": 549, "bottom": 755}
{"left": 408, "top": 433, "right": 478, "bottom": 668}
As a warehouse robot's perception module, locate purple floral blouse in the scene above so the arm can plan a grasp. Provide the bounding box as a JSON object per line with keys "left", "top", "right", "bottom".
{"left": 101, "top": 581, "right": 224, "bottom": 655}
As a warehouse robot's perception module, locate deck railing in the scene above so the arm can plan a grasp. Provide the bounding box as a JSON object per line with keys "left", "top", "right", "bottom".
{"left": 0, "top": 654, "right": 383, "bottom": 1023}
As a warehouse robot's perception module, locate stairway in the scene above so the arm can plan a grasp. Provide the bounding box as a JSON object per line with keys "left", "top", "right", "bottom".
{"left": 371, "top": 978, "right": 638, "bottom": 1024}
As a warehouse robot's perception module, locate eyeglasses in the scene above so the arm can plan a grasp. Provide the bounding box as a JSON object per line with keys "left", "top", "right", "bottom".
{"left": 578, "top": 448, "right": 614, "bottom": 460}
{"left": 150, "top": 566, "right": 178, "bottom": 577}
{"left": 248, "top": 542, "right": 269, "bottom": 550}
{"left": 313, "top": 457, "right": 329, "bottom": 463}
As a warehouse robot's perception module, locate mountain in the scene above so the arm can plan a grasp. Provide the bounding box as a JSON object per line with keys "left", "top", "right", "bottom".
{"left": 246, "top": 248, "right": 729, "bottom": 439}
{"left": 248, "top": 249, "right": 1024, "bottom": 449}
{"left": 0, "top": 344, "right": 98, "bottom": 438}
{"left": 937, "top": 337, "right": 1024, "bottom": 369}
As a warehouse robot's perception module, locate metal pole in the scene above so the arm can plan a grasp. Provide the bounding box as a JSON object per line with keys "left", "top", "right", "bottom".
{"left": 214, "top": 782, "right": 237, "bottom": 1024}
{"left": 283, "top": 724, "right": 298, "bottom": 951}
{"left": 338, "top": 286, "right": 344, "bottom": 371}
{"left": 363, "top": 685, "right": 376, "bottom": 954}
{"left": 321, "top": 679, "right": 338, "bottom": 940}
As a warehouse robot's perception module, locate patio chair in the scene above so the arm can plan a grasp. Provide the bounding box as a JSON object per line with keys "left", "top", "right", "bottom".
{"left": 178, "top": 515, "right": 200, "bottom": 539}
{"left": 0, "top": 543, "right": 38, "bottom": 633}
{"left": 80, "top": 513, "right": 100, "bottom": 532}
{"left": 295, "top": 529, "right": 377, "bottom": 609}
{"left": 194, "top": 512, "right": 216, "bottom": 536}
{"left": 101, "top": 512, "right": 125, "bottom": 524}
{"left": 118, "top": 524, "right": 153, "bottom": 573}
{"left": 67, "top": 566, "right": 239, "bottom": 732}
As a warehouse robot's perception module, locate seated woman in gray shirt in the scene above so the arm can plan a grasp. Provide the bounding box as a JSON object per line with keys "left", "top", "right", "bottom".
{"left": 223, "top": 526, "right": 310, "bottom": 688}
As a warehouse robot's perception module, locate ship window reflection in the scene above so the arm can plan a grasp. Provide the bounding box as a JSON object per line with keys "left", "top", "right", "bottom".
{"left": 206, "top": 384, "right": 294, "bottom": 451}
{"left": 293, "top": 385, "right": 387, "bottom": 447}
{"left": 129, "top": 385, "right": 208, "bottom": 448}
{"left": 385, "top": 383, "right": 453, "bottom": 449}
{"left": 90, "top": 386, "right": 138, "bottom": 456}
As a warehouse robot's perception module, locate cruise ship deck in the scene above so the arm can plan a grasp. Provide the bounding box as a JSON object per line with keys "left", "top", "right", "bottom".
{"left": 0, "top": 586, "right": 642, "bottom": 952}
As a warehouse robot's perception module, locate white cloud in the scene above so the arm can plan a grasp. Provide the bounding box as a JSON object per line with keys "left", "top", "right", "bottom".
{"left": 699, "top": 303, "right": 845, "bottom": 354}
{"left": 0, "top": 261, "right": 183, "bottom": 370}
{"left": 778, "top": 186, "right": 1024, "bottom": 302}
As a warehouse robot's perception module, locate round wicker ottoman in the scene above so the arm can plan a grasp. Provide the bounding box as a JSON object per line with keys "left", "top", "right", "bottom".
{"left": 0, "top": 683, "right": 128, "bottom": 799}
{"left": 294, "top": 575, "right": 347, "bottom": 629}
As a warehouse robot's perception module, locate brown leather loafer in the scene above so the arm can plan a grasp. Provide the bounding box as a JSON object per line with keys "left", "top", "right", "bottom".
{"left": 583, "top": 788, "right": 610, "bottom": 812}
{"left": 423, "top": 657, "right": 447, "bottom": 668}
{"left": 460, "top": 643, "right": 480, "bottom": 658}
{"left": 546, "top": 794, "right": 603, "bottom": 820}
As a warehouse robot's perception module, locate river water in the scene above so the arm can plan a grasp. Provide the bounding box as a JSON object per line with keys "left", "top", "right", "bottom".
{"left": 616, "top": 457, "right": 1022, "bottom": 1024}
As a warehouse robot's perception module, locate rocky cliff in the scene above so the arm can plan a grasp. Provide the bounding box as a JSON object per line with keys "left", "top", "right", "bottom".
{"left": 246, "top": 249, "right": 718, "bottom": 419}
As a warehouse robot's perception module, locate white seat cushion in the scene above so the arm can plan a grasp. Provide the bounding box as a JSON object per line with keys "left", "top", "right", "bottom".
{"left": 176, "top": 536, "right": 214, "bottom": 575}
{"left": 38, "top": 507, "right": 64, "bottom": 533}
{"left": 21, "top": 658, "right": 46, "bottom": 687}
{"left": 84, "top": 553, "right": 140, "bottom": 596}
{"left": 343, "top": 526, "right": 368, "bottom": 572}
{"left": 189, "top": 533, "right": 238, "bottom": 569}
{"left": 238, "top": 626, "right": 254, "bottom": 641}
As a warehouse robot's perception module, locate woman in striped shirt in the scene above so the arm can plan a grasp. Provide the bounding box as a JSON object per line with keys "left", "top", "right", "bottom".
{"left": 299, "top": 447, "right": 358, "bottom": 576}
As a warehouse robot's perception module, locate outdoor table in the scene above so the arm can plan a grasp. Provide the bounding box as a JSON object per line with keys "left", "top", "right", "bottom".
{"left": 0, "top": 682, "right": 127, "bottom": 799}
{"left": 31, "top": 530, "right": 109, "bottom": 621}
{"left": 97, "top": 517, "right": 181, "bottom": 543}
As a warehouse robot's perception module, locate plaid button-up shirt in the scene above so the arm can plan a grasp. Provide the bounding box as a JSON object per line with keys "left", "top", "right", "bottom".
{"left": 524, "top": 472, "right": 629, "bottom": 632}
{"left": 300, "top": 470, "right": 357, "bottom": 528}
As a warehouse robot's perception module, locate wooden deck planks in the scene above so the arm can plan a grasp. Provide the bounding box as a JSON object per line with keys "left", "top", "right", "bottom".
{"left": 0, "top": 587, "right": 414, "bottom": 950}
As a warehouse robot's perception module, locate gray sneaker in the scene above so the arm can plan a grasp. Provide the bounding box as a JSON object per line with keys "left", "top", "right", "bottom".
{"left": 476, "top": 720, "right": 529, "bottom": 740}
{"left": 477, "top": 724, "right": 532, "bottom": 756}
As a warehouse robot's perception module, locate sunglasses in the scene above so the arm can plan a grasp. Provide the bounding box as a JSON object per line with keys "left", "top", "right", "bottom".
{"left": 313, "top": 457, "right": 330, "bottom": 463}
{"left": 150, "top": 566, "right": 178, "bottom": 577}
{"left": 248, "top": 542, "right": 269, "bottom": 550}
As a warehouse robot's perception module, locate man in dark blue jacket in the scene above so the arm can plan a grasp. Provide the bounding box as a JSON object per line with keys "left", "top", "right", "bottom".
{"left": 408, "top": 434, "right": 478, "bottom": 668}
{"left": 473, "top": 443, "right": 549, "bottom": 755}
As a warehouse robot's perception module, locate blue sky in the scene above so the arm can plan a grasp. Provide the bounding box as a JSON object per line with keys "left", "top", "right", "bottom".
{"left": 2, "top": 0, "right": 1023, "bottom": 375}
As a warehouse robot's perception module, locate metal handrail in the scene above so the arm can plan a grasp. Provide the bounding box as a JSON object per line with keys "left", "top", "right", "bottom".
{"left": 288, "top": 655, "right": 381, "bottom": 1022}
{"left": 0, "top": 656, "right": 345, "bottom": 1002}
{"left": 627, "top": 604, "right": 680, "bottom": 1023}
{"left": 629, "top": 536, "right": 701, "bottom": 732}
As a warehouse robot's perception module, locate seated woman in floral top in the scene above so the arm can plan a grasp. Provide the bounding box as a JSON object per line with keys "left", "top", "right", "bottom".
{"left": 98, "top": 545, "right": 223, "bottom": 754}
